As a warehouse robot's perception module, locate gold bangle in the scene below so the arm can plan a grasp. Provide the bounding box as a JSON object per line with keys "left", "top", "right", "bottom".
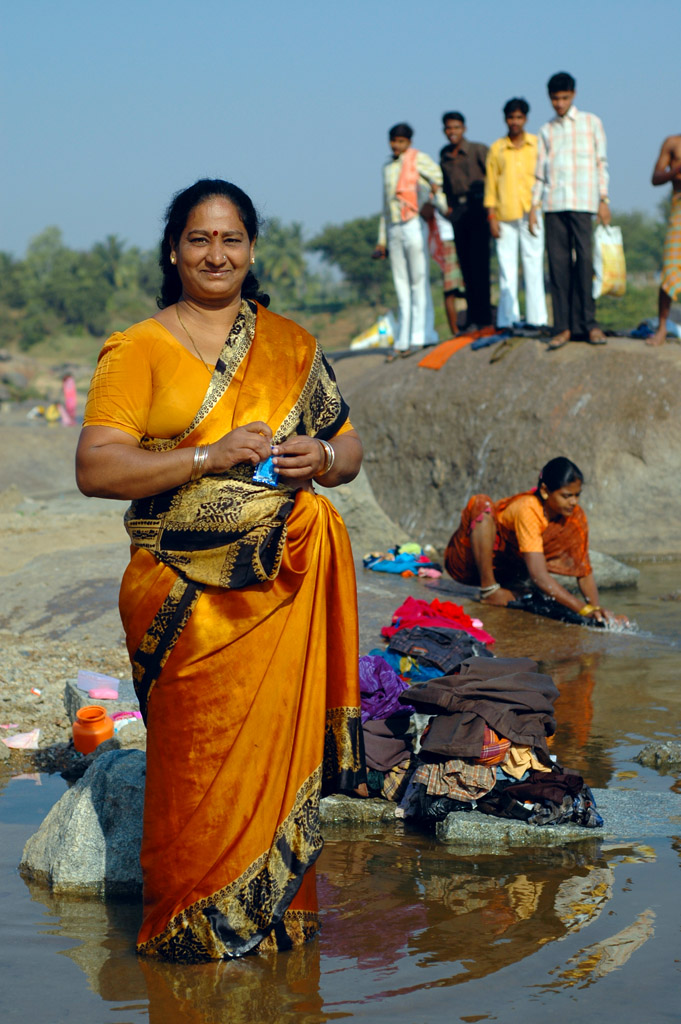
{"left": 579, "top": 603, "right": 601, "bottom": 616}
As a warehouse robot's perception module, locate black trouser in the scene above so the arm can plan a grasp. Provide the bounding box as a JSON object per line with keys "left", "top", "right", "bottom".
{"left": 451, "top": 200, "right": 491, "bottom": 326}
{"left": 545, "top": 210, "right": 597, "bottom": 336}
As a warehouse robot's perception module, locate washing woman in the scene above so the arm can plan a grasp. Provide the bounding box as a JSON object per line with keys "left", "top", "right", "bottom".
{"left": 444, "top": 457, "right": 617, "bottom": 623}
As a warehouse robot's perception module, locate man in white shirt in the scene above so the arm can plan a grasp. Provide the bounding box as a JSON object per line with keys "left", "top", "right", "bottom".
{"left": 530, "top": 72, "right": 610, "bottom": 349}
{"left": 374, "top": 123, "right": 444, "bottom": 356}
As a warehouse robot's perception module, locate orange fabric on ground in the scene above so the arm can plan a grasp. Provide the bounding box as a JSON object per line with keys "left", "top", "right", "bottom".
{"left": 85, "top": 301, "right": 362, "bottom": 961}
{"left": 444, "top": 491, "right": 592, "bottom": 585}
{"left": 418, "top": 326, "right": 497, "bottom": 369}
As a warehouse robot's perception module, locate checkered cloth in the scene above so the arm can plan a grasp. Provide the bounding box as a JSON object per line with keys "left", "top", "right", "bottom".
{"left": 475, "top": 725, "right": 511, "bottom": 766}
{"left": 661, "top": 193, "right": 681, "bottom": 302}
{"left": 412, "top": 759, "right": 495, "bottom": 801}
{"left": 441, "top": 238, "right": 464, "bottom": 295}
{"left": 381, "top": 757, "right": 416, "bottom": 802}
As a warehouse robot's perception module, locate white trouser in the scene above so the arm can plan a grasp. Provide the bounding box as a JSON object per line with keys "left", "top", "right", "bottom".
{"left": 388, "top": 217, "right": 429, "bottom": 350}
{"left": 495, "top": 212, "right": 548, "bottom": 327}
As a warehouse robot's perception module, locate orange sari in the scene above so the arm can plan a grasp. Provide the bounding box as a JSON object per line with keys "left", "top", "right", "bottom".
{"left": 445, "top": 491, "right": 592, "bottom": 587}
{"left": 86, "top": 301, "right": 364, "bottom": 961}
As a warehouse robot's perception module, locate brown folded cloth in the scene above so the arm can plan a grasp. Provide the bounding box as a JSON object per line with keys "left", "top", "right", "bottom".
{"left": 363, "top": 716, "right": 414, "bottom": 772}
{"left": 402, "top": 656, "right": 558, "bottom": 760}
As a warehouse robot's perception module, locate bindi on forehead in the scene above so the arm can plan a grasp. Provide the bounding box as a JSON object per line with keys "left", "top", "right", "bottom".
{"left": 212, "top": 230, "right": 219, "bottom": 236}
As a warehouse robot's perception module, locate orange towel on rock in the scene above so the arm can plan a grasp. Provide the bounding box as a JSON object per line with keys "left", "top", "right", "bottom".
{"left": 418, "top": 327, "right": 496, "bottom": 370}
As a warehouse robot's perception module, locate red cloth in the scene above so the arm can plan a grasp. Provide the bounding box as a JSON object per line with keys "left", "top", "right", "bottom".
{"left": 381, "top": 595, "right": 495, "bottom": 646}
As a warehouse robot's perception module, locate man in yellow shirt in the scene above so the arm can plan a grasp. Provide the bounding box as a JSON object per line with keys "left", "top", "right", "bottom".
{"left": 485, "top": 99, "right": 547, "bottom": 329}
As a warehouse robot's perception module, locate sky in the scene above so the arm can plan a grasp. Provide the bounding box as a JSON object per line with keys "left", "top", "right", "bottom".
{"left": 2, "top": 0, "right": 679, "bottom": 257}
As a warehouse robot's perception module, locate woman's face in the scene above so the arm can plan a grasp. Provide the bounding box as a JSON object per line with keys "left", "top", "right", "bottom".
{"left": 542, "top": 479, "right": 582, "bottom": 519}
{"left": 172, "top": 196, "right": 255, "bottom": 306}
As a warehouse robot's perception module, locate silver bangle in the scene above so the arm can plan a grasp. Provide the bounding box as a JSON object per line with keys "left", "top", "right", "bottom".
{"left": 190, "top": 444, "right": 209, "bottom": 482}
{"left": 480, "top": 582, "right": 500, "bottom": 596}
{"left": 316, "top": 438, "right": 335, "bottom": 476}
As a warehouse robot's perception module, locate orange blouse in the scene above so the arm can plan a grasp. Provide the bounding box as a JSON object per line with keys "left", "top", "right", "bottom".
{"left": 84, "top": 317, "right": 353, "bottom": 442}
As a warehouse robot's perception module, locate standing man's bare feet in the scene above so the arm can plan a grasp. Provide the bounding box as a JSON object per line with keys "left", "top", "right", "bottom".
{"left": 587, "top": 327, "right": 607, "bottom": 345}
{"left": 547, "top": 329, "right": 571, "bottom": 351}
{"left": 646, "top": 326, "right": 667, "bottom": 346}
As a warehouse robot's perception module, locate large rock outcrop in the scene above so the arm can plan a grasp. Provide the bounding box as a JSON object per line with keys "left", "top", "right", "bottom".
{"left": 337, "top": 339, "right": 681, "bottom": 557}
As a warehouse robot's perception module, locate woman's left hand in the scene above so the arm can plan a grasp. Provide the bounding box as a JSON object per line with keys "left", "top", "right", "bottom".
{"left": 271, "top": 436, "right": 326, "bottom": 482}
{"left": 602, "top": 608, "right": 630, "bottom": 626}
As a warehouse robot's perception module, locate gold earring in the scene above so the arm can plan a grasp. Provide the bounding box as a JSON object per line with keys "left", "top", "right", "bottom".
{"left": 250, "top": 257, "right": 255, "bottom": 264}
{"left": 170, "top": 253, "right": 177, "bottom": 265}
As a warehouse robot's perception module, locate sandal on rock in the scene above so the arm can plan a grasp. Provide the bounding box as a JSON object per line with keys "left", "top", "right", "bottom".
{"left": 547, "top": 331, "right": 571, "bottom": 351}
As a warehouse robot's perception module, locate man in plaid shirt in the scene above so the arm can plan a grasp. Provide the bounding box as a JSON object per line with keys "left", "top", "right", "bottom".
{"left": 530, "top": 72, "right": 610, "bottom": 349}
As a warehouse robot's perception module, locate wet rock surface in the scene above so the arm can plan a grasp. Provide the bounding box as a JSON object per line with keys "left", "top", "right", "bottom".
{"left": 335, "top": 340, "right": 681, "bottom": 556}
{"left": 635, "top": 740, "right": 681, "bottom": 768}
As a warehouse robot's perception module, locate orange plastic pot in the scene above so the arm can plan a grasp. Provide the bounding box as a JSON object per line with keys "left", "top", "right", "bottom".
{"left": 72, "top": 704, "right": 115, "bottom": 755}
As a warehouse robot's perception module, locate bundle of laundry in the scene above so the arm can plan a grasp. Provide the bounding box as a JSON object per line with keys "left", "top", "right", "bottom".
{"left": 363, "top": 544, "right": 442, "bottom": 579}
{"left": 402, "top": 656, "right": 558, "bottom": 759}
{"left": 386, "top": 625, "right": 493, "bottom": 675}
{"left": 367, "top": 646, "right": 444, "bottom": 684}
{"left": 507, "top": 590, "right": 604, "bottom": 628}
{"left": 362, "top": 716, "right": 425, "bottom": 803}
{"left": 396, "top": 656, "right": 602, "bottom": 828}
{"left": 382, "top": 595, "right": 495, "bottom": 646}
{"left": 358, "top": 654, "right": 415, "bottom": 722}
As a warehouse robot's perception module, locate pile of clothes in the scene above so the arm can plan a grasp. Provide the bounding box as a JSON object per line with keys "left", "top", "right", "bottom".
{"left": 363, "top": 544, "right": 443, "bottom": 579}
{"left": 358, "top": 598, "right": 602, "bottom": 830}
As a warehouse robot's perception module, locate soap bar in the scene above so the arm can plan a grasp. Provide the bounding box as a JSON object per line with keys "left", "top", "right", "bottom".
{"left": 88, "top": 687, "right": 119, "bottom": 700}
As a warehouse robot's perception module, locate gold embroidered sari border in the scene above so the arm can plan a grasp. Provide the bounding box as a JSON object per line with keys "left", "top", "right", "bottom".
{"left": 137, "top": 765, "right": 323, "bottom": 961}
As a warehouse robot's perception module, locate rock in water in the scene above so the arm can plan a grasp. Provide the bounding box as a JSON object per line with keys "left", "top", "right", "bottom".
{"left": 20, "top": 748, "right": 145, "bottom": 896}
{"left": 635, "top": 741, "right": 681, "bottom": 768}
{"left": 553, "top": 550, "right": 639, "bottom": 591}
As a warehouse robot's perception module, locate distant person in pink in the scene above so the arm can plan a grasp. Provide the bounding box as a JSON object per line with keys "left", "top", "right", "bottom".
{"left": 61, "top": 373, "right": 77, "bottom": 425}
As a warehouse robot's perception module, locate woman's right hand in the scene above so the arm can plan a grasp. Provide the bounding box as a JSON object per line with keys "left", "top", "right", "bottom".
{"left": 206, "top": 421, "right": 273, "bottom": 474}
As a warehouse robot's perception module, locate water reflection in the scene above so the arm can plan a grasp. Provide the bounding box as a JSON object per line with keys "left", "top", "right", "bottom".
{"left": 317, "top": 834, "right": 659, "bottom": 1003}
{"left": 21, "top": 828, "right": 660, "bottom": 1020}
{"left": 544, "top": 653, "right": 614, "bottom": 786}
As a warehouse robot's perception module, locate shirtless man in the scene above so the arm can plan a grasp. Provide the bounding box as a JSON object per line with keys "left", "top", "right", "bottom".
{"left": 648, "top": 134, "right": 681, "bottom": 347}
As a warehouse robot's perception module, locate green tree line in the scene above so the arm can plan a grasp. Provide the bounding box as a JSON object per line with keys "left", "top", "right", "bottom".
{"left": 1, "top": 200, "right": 670, "bottom": 350}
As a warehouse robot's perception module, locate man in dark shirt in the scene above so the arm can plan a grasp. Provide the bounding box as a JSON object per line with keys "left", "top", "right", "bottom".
{"left": 440, "top": 112, "right": 491, "bottom": 328}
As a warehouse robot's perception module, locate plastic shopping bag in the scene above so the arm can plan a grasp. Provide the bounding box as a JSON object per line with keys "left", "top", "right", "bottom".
{"left": 593, "top": 224, "right": 626, "bottom": 299}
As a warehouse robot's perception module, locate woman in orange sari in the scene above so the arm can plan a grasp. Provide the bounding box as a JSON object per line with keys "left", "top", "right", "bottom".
{"left": 444, "top": 457, "right": 616, "bottom": 623}
{"left": 76, "top": 180, "right": 365, "bottom": 961}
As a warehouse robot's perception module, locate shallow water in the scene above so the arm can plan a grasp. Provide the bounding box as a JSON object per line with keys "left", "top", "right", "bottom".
{"left": 1, "top": 564, "right": 680, "bottom": 1023}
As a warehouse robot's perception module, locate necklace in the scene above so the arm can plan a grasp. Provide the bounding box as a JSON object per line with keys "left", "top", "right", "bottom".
{"left": 176, "top": 305, "right": 213, "bottom": 375}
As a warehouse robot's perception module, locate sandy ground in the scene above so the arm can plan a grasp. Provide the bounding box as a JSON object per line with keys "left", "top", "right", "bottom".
{"left": 0, "top": 372, "right": 405, "bottom": 758}
{"left": 0, "top": 402, "right": 131, "bottom": 753}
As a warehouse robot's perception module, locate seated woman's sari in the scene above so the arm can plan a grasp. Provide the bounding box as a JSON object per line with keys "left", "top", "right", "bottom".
{"left": 444, "top": 491, "right": 592, "bottom": 588}
{"left": 84, "top": 300, "right": 364, "bottom": 961}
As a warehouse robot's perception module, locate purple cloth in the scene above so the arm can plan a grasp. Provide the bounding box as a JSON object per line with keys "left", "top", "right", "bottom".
{"left": 359, "top": 654, "right": 414, "bottom": 722}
